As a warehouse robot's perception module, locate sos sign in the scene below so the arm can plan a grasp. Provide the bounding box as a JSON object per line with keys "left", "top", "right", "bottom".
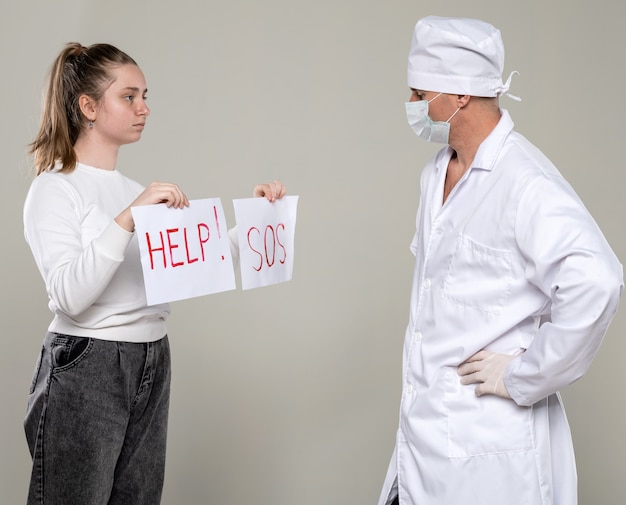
{"left": 247, "top": 223, "right": 287, "bottom": 271}
{"left": 234, "top": 195, "right": 298, "bottom": 290}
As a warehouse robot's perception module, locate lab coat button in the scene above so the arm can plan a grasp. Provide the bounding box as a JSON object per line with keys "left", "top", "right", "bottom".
{"left": 422, "top": 278, "right": 431, "bottom": 289}
{"left": 414, "top": 331, "right": 422, "bottom": 342}
{"left": 406, "top": 383, "right": 414, "bottom": 395}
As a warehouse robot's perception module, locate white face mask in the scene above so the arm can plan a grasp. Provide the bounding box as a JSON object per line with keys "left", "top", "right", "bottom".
{"left": 405, "top": 93, "right": 460, "bottom": 144}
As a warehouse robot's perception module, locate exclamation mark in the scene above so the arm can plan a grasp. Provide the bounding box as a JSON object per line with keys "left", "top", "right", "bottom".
{"left": 214, "top": 205, "right": 224, "bottom": 260}
{"left": 213, "top": 205, "right": 222, "bottom": 238}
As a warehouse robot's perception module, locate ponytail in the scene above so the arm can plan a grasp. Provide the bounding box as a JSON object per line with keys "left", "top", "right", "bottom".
{"left": 29, "top": 43, "right": 137, "bottom": 175}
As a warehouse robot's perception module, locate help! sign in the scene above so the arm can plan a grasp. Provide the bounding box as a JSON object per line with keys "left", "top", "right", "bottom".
{"left": 132, "top": 198, "right": 236, "bottom": 305}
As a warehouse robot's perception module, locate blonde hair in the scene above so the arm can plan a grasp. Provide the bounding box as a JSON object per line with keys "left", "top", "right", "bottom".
{"left": 30, "top": 42, "right": 137, "bottom": 175}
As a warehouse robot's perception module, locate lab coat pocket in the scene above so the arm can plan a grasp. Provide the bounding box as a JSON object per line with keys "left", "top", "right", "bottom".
{"left": 442, "top": 234, "right": 512, "bottom": 315}
{"left": 444, "top": 368, "right": 533, "bottom": 458}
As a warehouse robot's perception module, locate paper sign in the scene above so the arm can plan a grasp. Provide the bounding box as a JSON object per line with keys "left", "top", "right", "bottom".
{"left": 233, "top": 195, "right": 299, "bottom": 290}
{"left": 132, "top": 198, "right": 236, "bottom": 305}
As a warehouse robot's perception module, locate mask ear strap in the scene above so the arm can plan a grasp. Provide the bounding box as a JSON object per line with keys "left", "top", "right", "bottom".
{"left": 428, "top": 92, "right": 443, "bottom": 103}
{"left": 494, "top": 71, "right": 521, "bottom": 101}
{"left": 446, "top": 107, "right": 461, "bottom": 123}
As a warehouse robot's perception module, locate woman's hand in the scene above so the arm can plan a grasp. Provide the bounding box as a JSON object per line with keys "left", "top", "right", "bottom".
{"left": 253, "top": 179, "right": 286, "bottom": 202}
{"left": 115, "top": 181, "right": 189, "bottom": 232}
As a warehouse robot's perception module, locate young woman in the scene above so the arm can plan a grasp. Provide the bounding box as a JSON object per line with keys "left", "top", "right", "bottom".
{"left": 23, "top": 42, "right": 285, "bottom": 505}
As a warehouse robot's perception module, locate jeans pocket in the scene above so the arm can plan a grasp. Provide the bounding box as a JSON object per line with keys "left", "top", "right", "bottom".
{"left": 29, "top": 346, "right": 45, "bottom": 395}
{"left": 51, "top": 334, "right": 93, "bottom": 371}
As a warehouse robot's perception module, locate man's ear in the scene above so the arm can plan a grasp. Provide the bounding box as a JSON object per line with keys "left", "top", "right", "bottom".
{"left": 457, "top": 94, "right": 471, "bottom": 108}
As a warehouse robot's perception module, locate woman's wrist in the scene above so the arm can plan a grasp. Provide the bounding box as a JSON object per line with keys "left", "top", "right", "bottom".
{"left": 115, "top": 208, "right": 135, "bottom": 232}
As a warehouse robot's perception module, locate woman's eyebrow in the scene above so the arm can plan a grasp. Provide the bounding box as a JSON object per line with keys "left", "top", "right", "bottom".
{"left": 120, "top": 86, "right": 148, "bottom": 94}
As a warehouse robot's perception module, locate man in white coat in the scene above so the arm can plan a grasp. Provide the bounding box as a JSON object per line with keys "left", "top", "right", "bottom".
{"left": 378, "top": 16, "right": 623, "bottom": 505}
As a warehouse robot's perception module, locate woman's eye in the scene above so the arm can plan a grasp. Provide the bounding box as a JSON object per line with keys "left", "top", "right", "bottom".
{"left": 124, "top": 95, "right": 133, "bottom": 102}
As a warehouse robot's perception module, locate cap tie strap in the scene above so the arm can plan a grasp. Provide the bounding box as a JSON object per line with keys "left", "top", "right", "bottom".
{"left": 494, "top": 71, "right": 521, "bottom": 101}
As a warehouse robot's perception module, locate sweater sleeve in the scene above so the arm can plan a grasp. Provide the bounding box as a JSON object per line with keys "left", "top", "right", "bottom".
{"left": 505, "top": 173, "right": 623, "bottom": 406}
{"left": 23, "top": 174, "right": 134, "bottom": 317}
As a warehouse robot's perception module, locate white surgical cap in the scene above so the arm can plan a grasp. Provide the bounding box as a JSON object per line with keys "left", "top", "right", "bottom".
{"left": 408, "top": 16, "right": 518, "bottom": 99}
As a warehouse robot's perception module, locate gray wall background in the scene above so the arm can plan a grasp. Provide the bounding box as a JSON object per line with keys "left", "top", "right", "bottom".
{"left": 1, "top": 1, "right": 624, "bottom": 503}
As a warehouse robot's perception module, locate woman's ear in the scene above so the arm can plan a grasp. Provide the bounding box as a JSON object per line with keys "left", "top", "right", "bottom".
{"left": 78, "top": 94, "right": 97, "bottom": 122}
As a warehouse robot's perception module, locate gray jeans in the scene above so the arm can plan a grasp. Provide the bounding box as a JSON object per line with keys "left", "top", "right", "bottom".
{"left": 24, "top": 332, "right": 171, "bottom": 505}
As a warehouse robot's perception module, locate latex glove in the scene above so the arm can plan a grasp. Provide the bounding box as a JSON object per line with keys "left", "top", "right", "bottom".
{"left": 457, "top": 350, "right": 516, "bottom": 399}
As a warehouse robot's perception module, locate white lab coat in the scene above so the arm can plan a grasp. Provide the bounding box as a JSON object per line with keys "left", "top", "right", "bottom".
{"left": 379, "top": 110, "right": 623, "bottom": 505}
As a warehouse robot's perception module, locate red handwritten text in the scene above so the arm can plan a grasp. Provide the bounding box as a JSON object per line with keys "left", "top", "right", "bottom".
{"left": 247, "top": 223, "right": 287, "bottom": 271}
{"left": 145, "top": 223, "right": 210, "bottom": 270}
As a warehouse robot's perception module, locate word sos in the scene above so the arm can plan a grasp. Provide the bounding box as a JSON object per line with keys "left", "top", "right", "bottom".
{"left": 246, "top": 223, "right": 287, "bottom": 271}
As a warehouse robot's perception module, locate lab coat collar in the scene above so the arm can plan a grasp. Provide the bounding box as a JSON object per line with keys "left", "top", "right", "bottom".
{"left": 470, "top": 109, "right": 514, "bottom": 172}
{"left": 434, "top": 109, "right": 514, "bottom": 176}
